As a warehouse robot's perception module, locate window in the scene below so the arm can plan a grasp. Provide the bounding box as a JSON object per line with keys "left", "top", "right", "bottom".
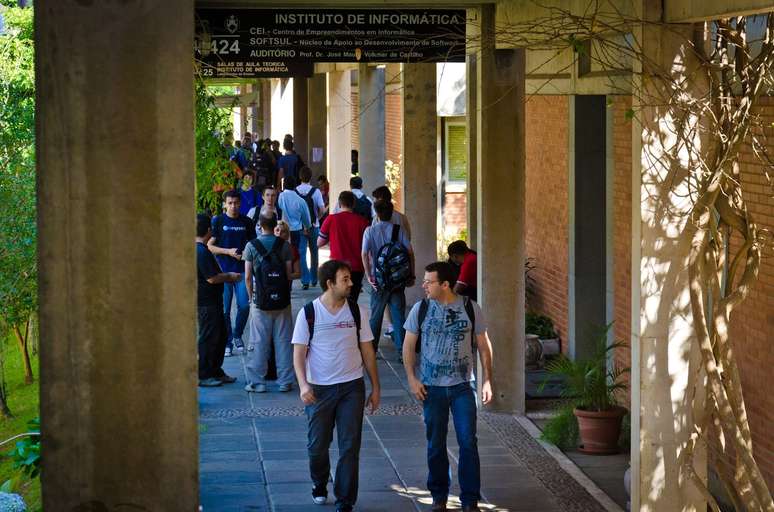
{"left": 444, "top": 120, "right": 467, "bottom": 184}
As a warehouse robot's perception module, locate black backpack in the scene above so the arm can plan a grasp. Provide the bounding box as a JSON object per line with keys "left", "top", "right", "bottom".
{"left": 374, "top": 224, "right": 411, "bottom": 291}
{"left": 353, "top": 194, "right": 372, "bottom": 222}
{"left": 304, "top": 298, "right": 361, "bottom": 346}
{"left": 415, "top": 297, "right": 477, "bottom": 353}
{"left": 250, "top": 152, "right": 275, "bottom": 187}
{"left": 296, "top": 186, "right": 318, "bottom": 224}
{"left": 250, "top": 238, "right": 290, "bottom": 311}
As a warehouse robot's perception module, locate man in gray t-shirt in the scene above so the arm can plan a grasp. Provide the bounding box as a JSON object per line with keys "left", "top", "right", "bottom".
{"left": 242, "top": 214, "right": 295, "bottom": 393}
{"left": 402, "top": 261, "right": 493, "bottom": 512}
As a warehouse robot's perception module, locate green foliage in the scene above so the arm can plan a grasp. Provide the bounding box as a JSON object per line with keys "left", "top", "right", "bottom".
{"left": 525, "top": 312, "right": 557, "bottom": 339}
{"left": 4, "top": 418, "right": 39, "bottom": 480}
{"left": 0, "top": 5, "right": 36, "bottom": 334}
{"left": 543, "top": 324, "right": 628, "bottom": 412}
{"left": 195, "top": 79, "right": 236, "bottom": 214}
{"left": 539, "top": 325, "right": 629, "bottom": 448}
{"left": 0, "top": 335, "right": 40, "bottom": 508}
{"left": 539, "top": 405, "right": 578, "bottom": 449}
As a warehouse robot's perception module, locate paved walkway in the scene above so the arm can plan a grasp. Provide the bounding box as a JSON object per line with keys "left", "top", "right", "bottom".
{"left": 199, "top": 285, "right": 612, "bottom": 512}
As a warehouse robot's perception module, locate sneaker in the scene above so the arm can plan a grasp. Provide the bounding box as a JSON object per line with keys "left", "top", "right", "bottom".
{"left": 312, "top": 485, "right": 327, "bottom": 505}
{"left": 224, "top": 347, "right": 233, "bottom": 357}
{"left": 431, "top": 499, "right": 448, "bottom": 511}
{"left": 336, "top": 505, "right": 353, "bottom": 512}
{"left": 219, "top": 374, "right": 237, "bottom": 384}
{"left": 278, "top": 383, "right": 292, "bottom": 392}
{"left": 233, "top": 338, "right": 245, "bottom": 350}
{"left": 302, "top": 284, "right": 310, "bottom": 290}
{"left": 198, "top": 378, "right": 222, "bottom": 387}
{"left": 462, "top": 505, "right": 480, "bottom": 512}
{"left": 244, "top": 383, "right": 267, "bottom": 393}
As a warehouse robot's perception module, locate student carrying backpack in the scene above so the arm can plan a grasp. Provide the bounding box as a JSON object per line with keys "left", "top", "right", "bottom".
{"left": 296, "top": 186, "right": 319, "bottom": 225}
{"left": 374, "top": 224, "right": 411, "bottom": 291}
{"left": 249, "top": 238, "right": 290, "bottom": 311}
{"left": 353, "top": 193, "right": 372, "bottom": 222}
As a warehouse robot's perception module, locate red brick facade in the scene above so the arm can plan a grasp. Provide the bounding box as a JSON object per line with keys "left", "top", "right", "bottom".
{"left": 525, "top": 95, "right": 570, "bottom": 353}
{"left": 443, "top": 191, "right": 467, "bottom": 233}
{"left": 607, "top": 95, "right": 773, "bottom": 487}
{"left": 727, "top": 96, "right": 774, "bottom": 486}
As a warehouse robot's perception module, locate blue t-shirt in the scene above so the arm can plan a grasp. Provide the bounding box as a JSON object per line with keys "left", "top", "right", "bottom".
{"left": 404, "top": 297, "right": 487, "bottom": 387}
{"left": 239, "top": 188, "right": 262, "bottom": 217}
{"left": 278, "top": 154, "right": 301, "bottom": 180}
{"left": 211, "top": 214, "right": 256, "bottom": 273}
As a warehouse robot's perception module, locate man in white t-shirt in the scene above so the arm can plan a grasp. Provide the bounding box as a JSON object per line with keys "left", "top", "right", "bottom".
{"left": 291, "top": 260, "right": 380, "bottom": 512}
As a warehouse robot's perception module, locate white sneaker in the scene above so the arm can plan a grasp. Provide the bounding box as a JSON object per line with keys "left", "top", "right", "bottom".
{"left": 244, "top": 383, "right": 267, "bottom": 393}
{"left": 224, "top": 347, "right": 233, "bottom": 357}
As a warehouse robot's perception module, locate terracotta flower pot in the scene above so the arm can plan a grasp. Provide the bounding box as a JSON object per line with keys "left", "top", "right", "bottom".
{"left": 574, "top": 406, "right": 626, "bottom": 455}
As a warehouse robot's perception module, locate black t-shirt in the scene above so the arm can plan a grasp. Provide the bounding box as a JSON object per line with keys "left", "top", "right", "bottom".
{"left": 197, "top": 242, "right": 224, "bottom": 307}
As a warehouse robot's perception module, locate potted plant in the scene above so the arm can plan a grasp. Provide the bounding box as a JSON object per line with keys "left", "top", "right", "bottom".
{"left": 540, "top": 326, "right": 628, "bottom": 454}
{"left": 525, "top": 312, "right": 561, "bottom": 358}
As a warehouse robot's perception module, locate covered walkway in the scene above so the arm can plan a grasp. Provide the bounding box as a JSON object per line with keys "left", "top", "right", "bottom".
{"left": 198, "top": 285, "right": 617, "bottom": 512}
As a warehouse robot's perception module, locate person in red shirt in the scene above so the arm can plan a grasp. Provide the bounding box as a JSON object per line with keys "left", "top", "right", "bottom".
{"left": 448, "top": 240, "right": 478, "bottom": 302}
{"left": 318, "top": 190, "right": 369, "bottom": 301}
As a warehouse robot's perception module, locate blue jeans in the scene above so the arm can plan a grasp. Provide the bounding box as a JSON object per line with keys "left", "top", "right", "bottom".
{"left": 423, "top": 382, "right": 481, "bottom": 507}
{"left": 223, "top": 276, "right": 249, "bottom": 348}
{"left": 369, "top": 287, "right": 406, "bottom": 352}
{"left": 306, "top": 378, "right": 365, "bottom": 509}
{"left": 298, "top": 226, "right": 319, "bottom": 286}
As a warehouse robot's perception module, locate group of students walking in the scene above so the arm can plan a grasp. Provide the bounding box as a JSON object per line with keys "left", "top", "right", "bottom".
{"left": 196, "top": 163, "right": 491, "bottom": 511}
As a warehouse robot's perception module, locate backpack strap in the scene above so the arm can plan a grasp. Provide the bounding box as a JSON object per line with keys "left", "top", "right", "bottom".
{"left": 346, "top": 298, "right": 361, "bottom": 343}
{"left": 463, "top": 296, "right": 477, "bottom": 350}
{"left": 304, "top": 301, "right": 316, "bottom": 349}
{"left": 390, "top": 223, "right": 400, "bottom": 242}
{"left": 270, "top": 237, "right": 284, "bottom": 256}
{"left": 415, "top": 299, "right": 429, "bottom": 353}
{"left": 253, "top": 240, "right": 269, "bottom": 258}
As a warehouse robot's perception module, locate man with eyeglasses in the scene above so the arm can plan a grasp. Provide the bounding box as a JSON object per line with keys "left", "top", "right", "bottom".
{"left": 402, "top": 261, "right": 494, "bottom": 512}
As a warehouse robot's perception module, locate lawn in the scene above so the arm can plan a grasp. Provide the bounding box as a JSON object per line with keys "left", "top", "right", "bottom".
{"left": 0, "top": 334, "right": 41, "bottom": 510}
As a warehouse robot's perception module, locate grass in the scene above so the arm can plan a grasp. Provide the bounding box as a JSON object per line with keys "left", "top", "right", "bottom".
{"left": 0, "top": 333, "right": 41, "bottom": 510}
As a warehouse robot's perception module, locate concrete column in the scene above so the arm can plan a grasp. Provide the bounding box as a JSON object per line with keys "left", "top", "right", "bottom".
{"left": 476, "top": 4, "right": 526, "bottom": 414}
{"left": 293, "top": 77, "right": 309, "bottom": 163}
{"left": 308, "top": 73, "right": 328, "bottom": 182}
{"left": 630, "top": 2, "right": 707, "bottom": 510}
{"left": 37, "top": 2, "right": 197, "bottom": 509}
{"left": 327, "top": 70, "right": 353, "bottom": 206}
{"left": 402, "top": 63, "right": 438, "bottom": 305}
{"left": 465, "top": 9, "right": 479, "bottom": 249}
{"left": 261, "top": 79, "right": 272, "bottom": 139}
{"left": 249, "top": 80, "right": 259, "bottom": 136}
{"left": 358, "top": 64, "right": 386, "bottom": 194}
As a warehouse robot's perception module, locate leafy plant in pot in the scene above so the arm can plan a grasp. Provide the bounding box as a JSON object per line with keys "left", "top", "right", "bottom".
{"left": 540, "top": 326, "right": 628, "bottom": 454}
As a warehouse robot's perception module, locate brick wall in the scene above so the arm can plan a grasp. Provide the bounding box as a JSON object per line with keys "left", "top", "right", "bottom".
{"left": 525, "top": 95, "right": 570, "bottom": 352}
{"left": 443, "top": 191, "right": 467, "bottom": 234}
{"left": 386, "top": 89, "right": 403, "bottom": 211}
{"left": 608, "top": 95, "right": 773, "bottom": 487}
{"left": 727, "top": 96, "right": 774, "bottom": 487}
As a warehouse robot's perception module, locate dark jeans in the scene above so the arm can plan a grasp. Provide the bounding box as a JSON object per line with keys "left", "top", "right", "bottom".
{"left": 369, "top": 287, "right": 406, "bottom": 352}
{"left": 423, "top": 382, "right": 481, "bottom": 507}
{"left": 349, "top": 271, "right": 364, "bottom": 302}
{"left": 197, "top": 305, "right": 227, "bottom": 379}
{"left": 290, "top": 229, "right": 302, "bottom": 251}
{"left": 306, "top": 378, "right": 366, "bottom": 508}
